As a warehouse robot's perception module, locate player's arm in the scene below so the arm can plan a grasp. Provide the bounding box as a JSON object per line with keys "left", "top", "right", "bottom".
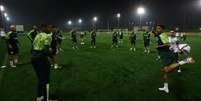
{"left": 26, "top": 30, "right": 34, "bottom": 41}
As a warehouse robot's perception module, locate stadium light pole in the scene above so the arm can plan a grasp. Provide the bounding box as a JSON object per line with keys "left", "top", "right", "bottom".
{"left": 68, "top": 20, "right": 72, "bottom": 26}
{"left": 137, "top": 7, "right": 145, "bottom": 30}
{"left": 0, "top": 5, "right": 5, "bottom": 28}
{"left": 78, "top": 18, "right": 82, "bottom": 30}
{"left": 6, "top": 17, "right": 10, "bottom": 21}
{"left": 116, "top": 13, "right": 121, "bottom": 28}
{"left": 93, "top": 16, "right": 98, "bottom": 29}
{"left": 78, "top": 18, "right": 82, "bottom": 24}
{"left": 3, "top": 12, "right": 7, "bottom": 17}
{"left": 0, "top": 5, "right": 5, "bottom": 12}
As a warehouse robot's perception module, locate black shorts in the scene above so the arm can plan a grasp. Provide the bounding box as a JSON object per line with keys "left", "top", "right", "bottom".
{"left": 51, "top": 44, "right": 57, "bottom": 56}
{"left": 8, "top": 44, "right": 19, "bottom": 55}
{"left": 144, "top": 41, "right": 150, "bottom": 47}
{"left": 158, "top": 50, "right": 175, "bottom": 67}
{"left": 131, "top": 41, "right": 136, "bottom": 45}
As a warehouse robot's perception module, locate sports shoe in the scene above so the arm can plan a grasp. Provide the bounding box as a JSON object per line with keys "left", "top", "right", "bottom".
{"left": 187, "top": 57, "right": 195, "bottom": 64}
{"left": 158, "top": 87, "right": 169, "bottom": 93}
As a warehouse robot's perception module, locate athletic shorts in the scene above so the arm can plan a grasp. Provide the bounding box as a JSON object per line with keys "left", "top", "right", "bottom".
{"left": 158, "top": 50, "right": 175, "bottom": 67}
{"left": 144, "top": 40, "right": 150, "bottom": 47}
{"left": 8, "top": 44, "right": 19, "bottom": 55}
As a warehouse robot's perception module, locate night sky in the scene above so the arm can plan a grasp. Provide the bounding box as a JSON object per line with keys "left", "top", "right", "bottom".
{"left": 3, "top": 0, "right": 201, "bottom": 28}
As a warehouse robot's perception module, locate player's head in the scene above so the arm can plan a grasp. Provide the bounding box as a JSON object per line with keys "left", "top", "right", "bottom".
{"left": 156, "top": 25, "right": 165, "bottom": 35}
{"left": 10, "top": 25, "right": 16, "bottom": 32}
{"left": 32, "top": 25, "right": 38, "bottom": 30}
{"left": 40, "top": 24, "right": 52, "bottom": 34}
{"left": 52, "top": 25, "right": 58, "bottom": 33}
{"left": 169, "top": 30, "right": 176, "bottom": 36}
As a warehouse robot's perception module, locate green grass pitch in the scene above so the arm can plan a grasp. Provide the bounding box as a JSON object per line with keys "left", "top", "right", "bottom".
{"left": 0, "top": 32, "right": 200, "bottom": 101}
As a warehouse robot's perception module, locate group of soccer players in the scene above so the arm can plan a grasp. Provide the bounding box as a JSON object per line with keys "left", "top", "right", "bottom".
{"left": 0, "top": 23, "right": 196, "bottom": 101}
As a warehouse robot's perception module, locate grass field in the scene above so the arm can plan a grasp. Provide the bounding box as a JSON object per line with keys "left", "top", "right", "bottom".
{"left": 0, "top": 32, "right": 201, "bottom": 101}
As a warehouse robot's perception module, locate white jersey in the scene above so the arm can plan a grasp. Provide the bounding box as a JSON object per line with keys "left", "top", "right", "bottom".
{"left": 176, "top": 32, "right": 180, "bottom": 37}
{"left": 0, "top": 31, "right": 5, "bottom": 37}
{"left": 169, "top": 36, "right": 179, "bottom": 53}
{"left": 178, "top": 44, "right": 191, "bottom": 54}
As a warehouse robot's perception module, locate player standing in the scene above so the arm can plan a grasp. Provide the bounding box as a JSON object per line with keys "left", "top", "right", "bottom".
{"left": 5, "top": 25, "right": 19, "bottom": 68}
{"left": 129, "top": 31, "right": 137, "bottom": 51}
{"left": 71, "top": 29, "right": 78, "bottom": 49}
{"left": 143, "top": 30, "right": 151, "bottom": 54}
{"left": 90, "top": 30, "right": 96, "bottom": 48}
{"left": 50, "top": 26, "right": 61, "bottom": 69}
{"left": 112, "top": 31, "right": 118, "bottom": 48}
{"left": 31, "top": 24, "right": 56, "bottom": 101}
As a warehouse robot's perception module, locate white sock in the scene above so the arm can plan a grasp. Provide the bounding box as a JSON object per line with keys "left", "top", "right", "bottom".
{"left": 14, "top": 59, "right": 18, "bottom": 64}
{"left": 179, "top": 60, "right": 188, "bottom": 65}
{"left": 164, "top": 83, "right": 168, "bottom": 88}
{"left": 10, "top": 61, "right": 14, "bottom": 66}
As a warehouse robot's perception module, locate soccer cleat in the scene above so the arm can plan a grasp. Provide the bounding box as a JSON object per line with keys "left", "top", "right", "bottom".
{"left": 158, "top": 87, "right": 169, "bottom": 93}
{"left": 1, "top": 65, "right": 6, "bottom": 68}
{"left": 130, "top": 48, "right": 133, "bottom": 51}
{"left": 133, "top": 48, "right": 136, "bottom": 52}
{"left": 147, "top": 50, "right": 150, "bottom": 54}
{"left": 54, "top": 64, "right": 62, "bottom": 69}
{"left": 14, "top": 59, "right": 18, "bottom": 64}
{"left": 11, "top": 65, "right": 16, "bottom": 68}
{"left": 36, "top": 96, "right": 44, "bottom": 101}
{"left": 187, "top": 57, "right": 195, "bottom": 64}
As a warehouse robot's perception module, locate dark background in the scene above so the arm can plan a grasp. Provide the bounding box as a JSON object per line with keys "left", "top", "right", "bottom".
{"left": 1, "top": 0, "right": 201, "bottom": 30}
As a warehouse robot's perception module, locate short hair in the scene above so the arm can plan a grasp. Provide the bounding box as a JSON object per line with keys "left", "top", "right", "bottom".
{"left": 157, "top": 25, "right": 165, "bottom": 29}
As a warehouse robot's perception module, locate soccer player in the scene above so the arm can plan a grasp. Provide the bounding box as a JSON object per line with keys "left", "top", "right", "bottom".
{"left": 5, "top": 25, "right": 19, "bottom": 68}
{"left": 57, "top": 29, "right": 63, "bottom": 52}
{"left": 112, "top": 31, "right": 118, "bottom": 48}
{"left": 80, "top": 32, "right": 85, "bottom": 47}
{"left": 31, "top": 24, "right": 55, "bottom": 101}
{"left": 168, "top": 30, "right": 181, "bottom": 72}
{"left": 169, "top": 31, "right": 194, "bottom": 73}
{"left": 90, "top": 30, "right": 96, "bottom": 48}
{"left": 129, "top": 31, "right": 137, "bottom": 51}
{"left": 119, "top": 31, "right": 124, "bottom": 44}
{"left": 154, "top": 25, "right": 195, "bottom": 93}
{"left": 143, "top": 30, "right": 151, "bottom": 54}
{"left": 27, "top": 25, "right": 39, "bottom": 43}
{"left": 27, "top": 25, "right": 39, "bottom": 53}
{"left": 71, "top": 29, "right": 78, "bottom": 49}
{"left": 50, "top": 26, "right": 61, "bottom": 69}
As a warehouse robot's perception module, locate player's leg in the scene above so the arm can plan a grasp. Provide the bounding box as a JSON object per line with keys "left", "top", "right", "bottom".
{"left": 13, "top": 44, "right": 19, "bottom": 65}
{"left": 130, "top": 41, "right": 133, "bottom": 51}
{"left": 144, "top": 41, "right": 147, "bottom": 53}
{"left": 94, "top": 39, "right": 96, "bottom": 48}
{"left": 159, "top": 70, "right": 169, "bottom": 93}
{"left": 158, "top": 51, "right": 174, "bottom": 93}
{"left": 115, "top": 40, "right": 118, "bottom": 48}
{"left": 91, "top": 39, "right": 93, "bottom": 48}
{"left": 147, "top": 41, "right": 150, "bottom": 54}
{"left": 32, "top": 57, "right": 44, "bottom": 100}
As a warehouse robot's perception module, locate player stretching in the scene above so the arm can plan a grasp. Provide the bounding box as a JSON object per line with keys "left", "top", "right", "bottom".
{"left": 154, "top": 25, "right": 195, "bottom": 93}
{"left": 169, "top": 30, "right": 194, "bottom": 73}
